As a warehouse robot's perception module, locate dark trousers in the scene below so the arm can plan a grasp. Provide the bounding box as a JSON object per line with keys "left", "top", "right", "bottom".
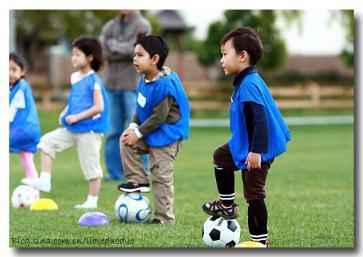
{"left": 213, "top": 143, "right": 273, "bottom": 202}
{"left": 213, "top": 143, "right": 273, "bottom": 243}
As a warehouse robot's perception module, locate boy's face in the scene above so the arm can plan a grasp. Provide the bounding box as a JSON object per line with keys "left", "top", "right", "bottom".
{"left": 9, "top": 59, "right": 25, "bottom": 86}
{"left": 220, "top": 39, "right": 248, "bottom": 75}
{"left": 133, "top": 44, "right": 156, "bottom": 75}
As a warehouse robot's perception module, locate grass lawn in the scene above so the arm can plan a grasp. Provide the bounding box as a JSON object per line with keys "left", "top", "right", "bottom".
{"left": 9, "top": 111, "right": 354, "bottom": 248}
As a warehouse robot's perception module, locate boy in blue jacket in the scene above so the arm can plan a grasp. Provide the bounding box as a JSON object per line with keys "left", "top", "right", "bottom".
{"left": 118, "top": 34, "right": 190, "bottom": 224}
{"left": 202, "top": 27, "right": 290, "bottom": 245}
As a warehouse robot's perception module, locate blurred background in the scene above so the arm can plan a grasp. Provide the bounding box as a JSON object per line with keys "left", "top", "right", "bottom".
{"left": 9, "top": 10, "right": 354, "bottom": 118}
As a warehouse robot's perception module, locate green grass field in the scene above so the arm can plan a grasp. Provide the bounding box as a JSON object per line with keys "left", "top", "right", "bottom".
{"left": 9, "top": 110, "right": 354, "bottom": 248}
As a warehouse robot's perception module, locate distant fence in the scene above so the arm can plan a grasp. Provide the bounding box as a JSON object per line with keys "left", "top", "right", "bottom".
{"left": 31, "top": 81, "right": 354, "bottom": 111}
{"left": 185, "top": 81, "right": 354, "bottom": 111}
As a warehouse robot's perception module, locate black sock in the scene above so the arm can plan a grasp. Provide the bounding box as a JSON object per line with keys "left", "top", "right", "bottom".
{"left": 248, "top": 199, "right": 268, "bottom": 244}
{"left": 214, "top": 165, "right": 235, "bottom": 206}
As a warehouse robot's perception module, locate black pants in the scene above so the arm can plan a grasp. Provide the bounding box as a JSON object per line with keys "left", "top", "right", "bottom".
{"left": 213, "top": 143, "right": 273, "bottom": 202}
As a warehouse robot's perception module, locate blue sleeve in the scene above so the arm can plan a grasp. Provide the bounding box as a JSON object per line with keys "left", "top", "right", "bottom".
{"left": 243, "top": 101, "right": 269, "bottom": 153}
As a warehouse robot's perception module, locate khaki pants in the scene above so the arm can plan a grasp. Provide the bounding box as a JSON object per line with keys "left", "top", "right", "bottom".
{"left": 38, "top": 128, "right": 103, "bottom": 181}
{"left": 121, "top": 139, "right": 182, "bottom": 222}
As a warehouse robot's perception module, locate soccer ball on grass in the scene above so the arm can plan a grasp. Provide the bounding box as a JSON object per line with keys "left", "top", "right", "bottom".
{"left": 202, "top": 216, "right": 241, "bottom": 247}
{"left": 114, "top": 192, "right": 151, "bottom": 223}
{"left": 11, "top": 185, "right": 40, "bottom": 208}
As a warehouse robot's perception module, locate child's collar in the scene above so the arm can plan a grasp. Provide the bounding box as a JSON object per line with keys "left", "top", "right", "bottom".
{"left": 144, "top": 66, "right": 172, "bottom": 84}
{"left": 232, "top": 66, "right": 256, "bottom": 87}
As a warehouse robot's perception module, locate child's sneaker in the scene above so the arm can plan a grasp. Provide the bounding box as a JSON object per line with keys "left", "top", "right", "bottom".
{"left": 117, "top": 181, "right": 151, "bottom": 193}
{"left": 151, "top": 219, "right": 165, "bottom": 224}
{"left": 21, "top": 177, "right": 51, "bottom": 192}
{"left": 202, "top": 200, "right": 239, "bottom": 219}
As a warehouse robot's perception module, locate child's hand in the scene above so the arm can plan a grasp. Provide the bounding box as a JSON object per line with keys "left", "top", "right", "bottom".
{"left": 245, "top": 152, "right": 261, "bottom": 171}
{"left": 120, "top": 129, "right": 132, "bottom": 144}
{"left": 65, "top": 114, "right": 79, "bottom": 125}
{"left": 122, "top": 129, "right": 139, "bottom": 146}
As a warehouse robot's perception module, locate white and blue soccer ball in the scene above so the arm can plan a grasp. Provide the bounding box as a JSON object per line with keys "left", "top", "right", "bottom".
{"left": 202, "top": 216, "right": 241, "bottom": 247}
{"left": 11, "top": 185, "right": 40, "bottom": 208}
{"left": 114, "top": 193, "right": 152, "bottom": 223}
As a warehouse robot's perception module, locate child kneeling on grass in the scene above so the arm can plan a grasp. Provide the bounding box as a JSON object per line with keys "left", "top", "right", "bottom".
{"left": 118, "top": 33, "right": 190, "bottom": 224}
{"left": 22, "top": 36, "right": 109, "bottom": 209}
{"left": 202, "top": 27, "right": 290, "bottom": 246}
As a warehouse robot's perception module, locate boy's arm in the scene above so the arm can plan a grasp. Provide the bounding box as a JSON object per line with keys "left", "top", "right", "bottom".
{"left": 244, "top": 101, "right": 269, "bottom": 170}
{"left": 121, "top": 95, "right": 176, "bottom": 146}
{"left": 244, "top": 102, "right": 269, "bottom": 153}
{"left": 128, "top": 110, "right": 140, "bottom": 129}
{"left": 135, "top": 95, "right": 174, "bottom": 138}
{"left": 64, "top": 86, "right": 104, "bottom": 125}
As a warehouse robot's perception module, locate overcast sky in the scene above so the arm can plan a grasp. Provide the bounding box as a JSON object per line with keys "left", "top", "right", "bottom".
{"left": 181, "top": 9, "right": 346, "bottom": 55}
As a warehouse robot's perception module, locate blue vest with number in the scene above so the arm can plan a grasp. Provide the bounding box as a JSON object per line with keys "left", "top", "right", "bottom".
{"left": 229, "top": 70, "right": 290, "bottom": 170}
{"left": 9, "top": 79, "right": 41, "bottom": 153}
{"left": 61, "top": 72, "right": 109, "bottom": 133}
{"left": 136, "top": 72, "right": 190, "bottom": 147}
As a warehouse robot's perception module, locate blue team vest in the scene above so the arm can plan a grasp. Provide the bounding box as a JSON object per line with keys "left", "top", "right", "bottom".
{"left": 61, "top": 72, "right": 109, "bottom": 133}
{"left": 9, "top": 79, "right": 41, "bottom": 153}
{"left": 136, "top": 72, "right": 190, "bottom": 147}
{"left": 229, "top": 70, "right": 290, "bottom": 170}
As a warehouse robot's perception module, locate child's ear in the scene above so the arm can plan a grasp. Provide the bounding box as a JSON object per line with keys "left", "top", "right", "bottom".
{"left": 87, "top": 55, "right": 94, "bottom": 63}
{"left": 239, "top": 50, "right": 248, "bottom": 63}
{"left": 151, "top": 54, "right": 160, "bottom": 66}
{"left": 20, "top": 69, "right": 26, "bottom": 78}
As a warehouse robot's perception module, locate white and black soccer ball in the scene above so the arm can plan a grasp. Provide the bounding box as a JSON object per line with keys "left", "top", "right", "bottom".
{"left": 114, "top": 192, "right": 152, "bottom": 223}
{"left": 11, "top": 185, "right": 40, "bottom": 208}
{"left": 202, "top": 216, "right": 241, "bottom": 247}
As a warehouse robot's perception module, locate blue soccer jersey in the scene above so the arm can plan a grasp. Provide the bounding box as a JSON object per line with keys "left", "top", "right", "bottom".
{"left": 229, "top": 70, "right": 290, "bottom": 170}
{"left": 136, "top": 72, "right": 190, "bottom": 147}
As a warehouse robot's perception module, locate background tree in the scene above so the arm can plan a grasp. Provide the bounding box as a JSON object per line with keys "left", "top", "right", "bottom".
{"left": 196, "top": 10, "right": 301, "bottom": 72}
{"left": 336, "top": 10, "right": 354, "bottom": 67}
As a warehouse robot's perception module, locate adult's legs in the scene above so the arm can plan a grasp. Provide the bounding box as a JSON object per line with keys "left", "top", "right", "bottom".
{"left": 104, "top": 90, "right": 126, "bottom": 180}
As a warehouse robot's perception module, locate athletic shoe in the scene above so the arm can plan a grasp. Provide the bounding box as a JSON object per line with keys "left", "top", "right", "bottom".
{"left": 202, "top": 200, "right": 238, "bottom": 219}
{"left": 151, "top": 219, "right": 165, "bottom": 224}
{"left": 117, "top": 181, "right": 151, "bottom": 193}
{"left": 21, "top": 177, "right": 51, "bottom": 192}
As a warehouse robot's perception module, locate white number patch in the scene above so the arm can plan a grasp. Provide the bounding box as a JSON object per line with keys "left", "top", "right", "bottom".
{"left": 137, "top": 92, "right": 146, "bottom": 108}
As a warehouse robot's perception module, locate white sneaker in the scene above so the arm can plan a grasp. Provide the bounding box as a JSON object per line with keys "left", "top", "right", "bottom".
{"left": 74, "top": 202, "right": 97, "bottom": 209}
{"left": 21, "top": 178, "right": 51, "bottom": 192}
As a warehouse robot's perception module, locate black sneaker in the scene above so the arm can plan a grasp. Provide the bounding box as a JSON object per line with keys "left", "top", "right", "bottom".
{"left": 117, "top": 181, "right": 151, "bottom": 193}
{"left": 151, "top": 219, "right": 165, "bottom": 224}
{"left": 202, "top": 200, "right": 239, "bottom": 219}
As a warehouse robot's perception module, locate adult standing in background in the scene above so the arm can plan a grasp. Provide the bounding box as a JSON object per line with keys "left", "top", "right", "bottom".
{"left": 100, "top": 10, "right": 151, "bottom": 181}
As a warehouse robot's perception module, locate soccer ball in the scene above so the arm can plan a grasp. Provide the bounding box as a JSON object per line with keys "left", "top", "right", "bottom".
{"left": 11, "top": 185, "right": 40, "bottom": 208}
{"left": 114, "top": 193, "right": 152, "bottom": 223}
{"left": 202, "top": 216, "right": 241, "bottom": 247}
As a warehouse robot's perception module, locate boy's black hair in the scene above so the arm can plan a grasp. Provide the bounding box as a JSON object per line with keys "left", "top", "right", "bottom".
{"left": 72, "top": 36, "right": 104, "bottom": 72}
{"left": 135, "top": 33, "right": 169, "bottom": 70}
{"left": 220, "top": 27, "right": 263, "bottom": 65}
{"left": 9, "top": 52, "right": 26, "bottom": 71}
